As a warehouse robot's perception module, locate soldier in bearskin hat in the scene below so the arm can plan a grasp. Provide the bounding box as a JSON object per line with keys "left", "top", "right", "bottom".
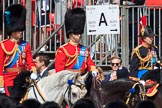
{"left": 0, "top": 4, "right": 37, "bottom": 96}
{"left": 129, "top": 26, "right": 160, "bottom": 97}
{"left": 55, "top": 8, "right": 104, "bottom": 81}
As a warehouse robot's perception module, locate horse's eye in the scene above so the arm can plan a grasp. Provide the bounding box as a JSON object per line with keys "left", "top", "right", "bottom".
{"left": 72, "top": 92, "right": 77, "bottom": 97}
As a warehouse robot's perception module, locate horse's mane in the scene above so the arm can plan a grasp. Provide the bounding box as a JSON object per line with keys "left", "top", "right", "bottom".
{"left": 12, "top": 70, "right": 78, "bottom": 102}
{"left": 102, "top": 79, "right": 134, "bottom": 89}
{"left": 27, "top": 70, "right": 84, "bottom": 105}
{"left": 101, "top": 79, "right": 135, "bottom": 95}
{"left": 11, "top": 71, "right": 31, "bottom": 101}
{"left": 37, "top": 70, "right": 79, "bottom": 91}
{"left": 14, "top": 71, "right": 31, "bottom": 86}
{"left": 89, "top": 78, "right": 136, "bottom": 108}
{"left": 141, "top": 69, "right": 160, "bottom": 82}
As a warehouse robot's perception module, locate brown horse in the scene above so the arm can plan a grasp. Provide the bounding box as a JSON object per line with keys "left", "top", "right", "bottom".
{"left": 141, "top": 69, "right": 162, "bottom": 108}
{"left": 85, "top": 67, "right": 162, "bottom": 108}
{"left": 86, "top": 78, "right": 146, "bottom": 108}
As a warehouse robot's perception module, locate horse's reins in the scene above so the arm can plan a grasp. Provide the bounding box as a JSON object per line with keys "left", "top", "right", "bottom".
{"left": 32, "top": 79, "right": 46, "bottom": 101}
{"left": 63, "top": 76, "right": 86, "bottom": 107}
{"left": 19, "top": 77, "right": 32, "bottom": 103}
{"left": 125, "top": 82, "right": 146, "bottom": 105}
{"left": 64, "top": 76, "right": 76, "bottom": 107}
{"left": 64, "top": 84, "right": 72, "bottom": 106}
{"left": 20, "top": 78, "right": 46, "bottom": 103}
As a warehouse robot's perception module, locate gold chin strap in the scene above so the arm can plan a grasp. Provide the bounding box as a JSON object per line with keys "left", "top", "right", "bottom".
{"left": 30, "top": 66, "right": 37, "bottom": 73}
{"left": 10, "top": 38, "right": 19, "bottom": 43}
{"left": 69, "top": 40, "right": 78, "bottom": 46}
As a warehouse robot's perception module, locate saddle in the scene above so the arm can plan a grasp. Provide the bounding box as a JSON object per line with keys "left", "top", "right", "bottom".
{"left": 129, "top": 77, "right": 159, "bottom": 97}
{"left": 145, "top": 79, "right": 159, "bottom": 97}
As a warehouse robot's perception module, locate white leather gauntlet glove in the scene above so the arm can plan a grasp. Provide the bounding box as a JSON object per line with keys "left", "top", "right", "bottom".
{"left": 92, "top": 70, "right": 98, "bottom": 77}
{"left": 30, "top": 72, "right": 38, "bottom": 80}
{"left": 139, "top": 80, "right": 145, "bottom": 86}
{"left": 0, "top": 87, "right": 5, "bottom": 93}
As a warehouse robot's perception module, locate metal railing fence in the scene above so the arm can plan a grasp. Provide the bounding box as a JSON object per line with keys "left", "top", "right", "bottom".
{"left": 0, "top": 0, "right": 162, "bottom": 68}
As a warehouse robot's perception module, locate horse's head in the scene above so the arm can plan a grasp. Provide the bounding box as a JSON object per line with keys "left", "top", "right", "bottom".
{"left": 89, "top": 79, "right": 146, "bottom": 108}
{"left": 65, "top": 72, "right": 89, "bottom": 105}
{"left": 11, "top": 71, "right": 31, "bottom": 101}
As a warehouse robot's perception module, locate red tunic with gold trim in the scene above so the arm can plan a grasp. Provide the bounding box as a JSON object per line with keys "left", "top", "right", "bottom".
{"left": 55, "top": 42, "right": 97, "bottom": 73}
{"left": 0, "top": 39, "right": 35, "bottom": 96}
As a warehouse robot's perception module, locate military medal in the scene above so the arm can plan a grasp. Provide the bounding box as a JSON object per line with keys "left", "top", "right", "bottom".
{"left": 84, "top": 51, "right": 88, "bottom": 57}
{"left": 22, "top": 52, "right": 26, "bottom": 58}
{"left": 22, "top": 59, "right": 26, "bottom": 64}
{"left": 80, "top": 50, "right": 88, "bottom": 57}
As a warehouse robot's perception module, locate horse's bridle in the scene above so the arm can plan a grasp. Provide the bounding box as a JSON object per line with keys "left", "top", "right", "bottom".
{"left": 20, "top": 78, "right": 46, "bottom": 103}
{"left": 63, "top": 77, "right": 86, "bottom": 107}
{"left": 32, "top": 79, "right": 46, "bottom": 101}
{"left": 125, "top": 82, "right": 146, "bottom": 106}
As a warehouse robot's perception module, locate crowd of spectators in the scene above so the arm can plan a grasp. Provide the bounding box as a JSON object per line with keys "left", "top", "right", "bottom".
{"left": 0, "top": 95, "right": 157, "bottom": 108}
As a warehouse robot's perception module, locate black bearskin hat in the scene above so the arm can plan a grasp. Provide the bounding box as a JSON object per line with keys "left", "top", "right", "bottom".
{"left": 140, "top": 26, "right": 157, "bottom": 38}
{"left": 4, "top": 4, "right": 26, "bottom": 35}
{"left": 65, "top": 8, "right": 86, "bottom": 38}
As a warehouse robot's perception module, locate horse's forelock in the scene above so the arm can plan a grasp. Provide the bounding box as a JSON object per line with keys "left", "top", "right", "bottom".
{"left": 14, "top": 71, "right": 31, "bottom": 86}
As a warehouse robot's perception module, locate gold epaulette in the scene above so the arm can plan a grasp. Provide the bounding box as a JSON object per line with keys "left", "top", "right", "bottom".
{"left": 131, "top": 45, "right": 142, "bottom": 60}
{"left": 56, "top": 43, "right": 78, "bottom": 67}
{"left": 55, "top": 43, "right": 68, "bottom": 56}
{"left": 131, "top": 45, "right": 151, "bottom": 61}
{"left": 0, "top": 42, "right": 18, "bottom": 55}
{"left": 131, "top": 45, "right": 152, "bottom": 69}
{"left": 138, "top": 66, "right": 153, "bottom": 70}
{"left": 0, "top": 41, "right": 21, "bottom": 66}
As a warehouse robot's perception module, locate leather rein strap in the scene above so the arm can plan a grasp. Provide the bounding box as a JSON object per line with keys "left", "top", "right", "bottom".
{"left": 125, "top": 82, "right": 146, "bottom": 105}
{"left": 32, "top": 80, "right": 46, "bottom": 102}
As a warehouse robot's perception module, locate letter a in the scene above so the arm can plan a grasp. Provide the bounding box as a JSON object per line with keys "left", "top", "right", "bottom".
{"left": 99, "top": 13, "right": 108, "bottom": 26}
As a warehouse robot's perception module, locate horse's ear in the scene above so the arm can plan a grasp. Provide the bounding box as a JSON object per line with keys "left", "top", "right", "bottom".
{"left": 81, "top": 72, "right": 89, "bottom": 81}
{"left": 74, "top": 72, "right": 89, "bottom": 84}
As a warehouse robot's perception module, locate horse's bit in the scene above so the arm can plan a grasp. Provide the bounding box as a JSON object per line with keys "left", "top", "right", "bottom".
{"left": 20, "top": 78, "right": 46, "bottom": 103}
{"left": 125, "top": 82, "right": 146, "bottom": 105}
{"left": 63, "top": 77, "right": 86, "bottom": 107}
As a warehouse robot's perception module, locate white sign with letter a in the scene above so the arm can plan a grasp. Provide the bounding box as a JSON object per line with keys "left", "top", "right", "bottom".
{"left": 86, "top": 5, "right": 120, "bottom": 35}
